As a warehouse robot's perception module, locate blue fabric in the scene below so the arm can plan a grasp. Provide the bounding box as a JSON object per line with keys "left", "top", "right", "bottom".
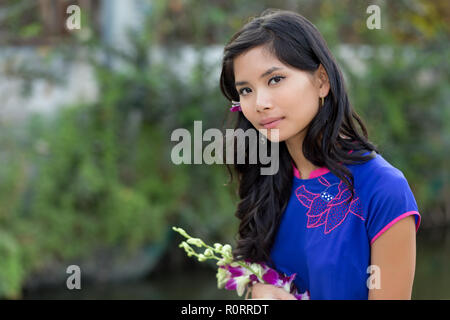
{"left": 269, "top": 153, "right": 421, "bottom": 300}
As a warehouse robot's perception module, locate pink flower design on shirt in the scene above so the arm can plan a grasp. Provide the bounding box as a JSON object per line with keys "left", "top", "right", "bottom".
{"left": 295, "top": 176, "right": 364, "bottom": 233}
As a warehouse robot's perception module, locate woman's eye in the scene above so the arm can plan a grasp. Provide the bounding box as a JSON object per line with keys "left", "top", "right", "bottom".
{"left": 269, "top": 76, "right": 285, "bottom": 85}
{"left": 239, "top": 88, "right": 251, "bottom": 96}
{"left": 238, "top": 76, "right": 284, "bottom": 96}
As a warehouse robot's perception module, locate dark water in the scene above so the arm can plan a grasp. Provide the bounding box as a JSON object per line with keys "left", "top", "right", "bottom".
{"left": 413, "top": 228, "right": 450, "bottom": 299}
{"left": 23, "top": 266, "right": 238, "bottom": 300}
{"left": 23, "top": 228, "right": 449, "bottom": 300}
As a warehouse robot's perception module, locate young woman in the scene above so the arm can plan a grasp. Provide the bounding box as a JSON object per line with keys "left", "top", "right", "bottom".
{"left": 219, "top": 9, "right": 421, "bottom": 300}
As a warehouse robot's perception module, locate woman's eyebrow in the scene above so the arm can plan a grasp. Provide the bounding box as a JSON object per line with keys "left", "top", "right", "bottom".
{"left": 235, "top": 66, "right": 284, "bottom": 86}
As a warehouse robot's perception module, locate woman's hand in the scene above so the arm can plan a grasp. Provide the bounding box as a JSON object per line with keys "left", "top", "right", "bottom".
{"left": 248, "top": 283, "right": 297, "bottom": 300}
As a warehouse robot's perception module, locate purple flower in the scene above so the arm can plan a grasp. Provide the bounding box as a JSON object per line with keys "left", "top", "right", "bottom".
{"left": 226, "top": 265, "right": 245, "bottom": 277}
{"left": 230, "top": 101, "right": 242, "bottom": 112}
{"left": 217, "top": 259, "right": 309, "bottom": 299}
{"left": 225, "top": 276, "right": 250, "bottom": 296}
{"left": 249, "top": 274, "right": 259, "bottom": 282}
{"left": 262, "top": 268, "right": 281, "bottom": 286}
{"left": 294, "top": 290, "right": 310, "bottom": 300}
{"left": 225, "top": 278, "right": 237, "bottom": 291}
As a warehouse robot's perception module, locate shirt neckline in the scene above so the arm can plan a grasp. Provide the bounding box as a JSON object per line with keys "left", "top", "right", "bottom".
{"left": 292, "top": 161, "right": 330, "bottom": 181}
{"left": 291, "top": 149, "right": 358, "bottom": 181}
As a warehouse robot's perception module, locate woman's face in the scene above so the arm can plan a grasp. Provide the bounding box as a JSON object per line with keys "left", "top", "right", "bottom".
{"left": 233, "top": 45, "right": 329, "bottom": 143}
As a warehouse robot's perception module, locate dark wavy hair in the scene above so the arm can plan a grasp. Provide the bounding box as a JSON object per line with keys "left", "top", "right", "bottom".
{"left": 219, "top": 9, "right": 378, "bottom": 266}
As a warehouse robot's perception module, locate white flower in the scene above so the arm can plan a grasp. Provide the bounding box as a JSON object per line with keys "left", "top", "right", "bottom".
{"left": 249, "top": 263, "right": 264, "bottom": 278}
{"left": 235, "top": 276, "right": 251, "bottom": 296}
{"left": 300, "top": 291, "right": 310, "bottom": 300}
{"left": 216, "top": 267, "right": 229, "bottom": 288}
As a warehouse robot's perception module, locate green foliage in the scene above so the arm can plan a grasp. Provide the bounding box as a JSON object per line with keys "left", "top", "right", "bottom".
{"left": 0, "top": 0, "right": 447, "bottom": 299}
{"left": 0, "top": 230, "right": 24, "bottom": 299}
{"left": 341, "top": 41, "right": 449, "bottom": 215}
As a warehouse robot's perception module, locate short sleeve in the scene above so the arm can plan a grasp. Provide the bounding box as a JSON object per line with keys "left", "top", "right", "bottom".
{"left": 366, "top": 170, "right": 421, "bottom": 246}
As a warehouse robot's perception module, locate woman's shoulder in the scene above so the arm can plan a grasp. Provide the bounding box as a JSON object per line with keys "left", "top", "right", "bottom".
{"left": 347, "top": 153, "right": 421, "bottom": 240}
{"left": 347, "top": 153, "right": 410, "bottom": 193}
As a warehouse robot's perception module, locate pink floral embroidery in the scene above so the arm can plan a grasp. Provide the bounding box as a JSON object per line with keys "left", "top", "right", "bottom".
{"left": 295, "top": 177, "right": 364, "bottom": 233}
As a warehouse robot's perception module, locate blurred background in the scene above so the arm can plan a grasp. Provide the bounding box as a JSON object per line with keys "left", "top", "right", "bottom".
{"left": 0, "top": 0, "right": 448, "bottom": 299}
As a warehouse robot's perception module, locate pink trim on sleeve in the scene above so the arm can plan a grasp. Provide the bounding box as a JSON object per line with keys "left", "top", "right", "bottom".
{"left": 370, "top": 211, "right": 421, "bottom": 246}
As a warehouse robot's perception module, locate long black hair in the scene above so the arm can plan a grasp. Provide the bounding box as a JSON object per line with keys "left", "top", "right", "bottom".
{"left": 219, "top": 9, "right": 378, "bottom": 265}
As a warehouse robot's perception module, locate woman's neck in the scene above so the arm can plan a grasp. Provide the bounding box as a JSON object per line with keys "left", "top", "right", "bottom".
{"left": 285, "top": 131, "right": 320, "bottom": 179}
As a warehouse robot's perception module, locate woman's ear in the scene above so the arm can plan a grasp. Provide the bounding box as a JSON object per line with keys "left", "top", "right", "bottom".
{"left": 317, "top": 64, "right": 330, "bottom": 97}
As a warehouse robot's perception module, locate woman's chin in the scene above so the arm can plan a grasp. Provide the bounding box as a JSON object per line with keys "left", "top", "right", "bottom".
{"left": 265, "top": 134, "right": 286, "bottom": 143}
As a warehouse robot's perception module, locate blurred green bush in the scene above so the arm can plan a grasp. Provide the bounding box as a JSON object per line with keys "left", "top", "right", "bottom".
{"left": 0, "top": 0, "right": 448, "bottom": 298}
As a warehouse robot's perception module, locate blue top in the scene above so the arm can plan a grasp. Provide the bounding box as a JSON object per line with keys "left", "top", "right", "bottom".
{"left": 269, "top": 153, "right": 421, "bottom": 300}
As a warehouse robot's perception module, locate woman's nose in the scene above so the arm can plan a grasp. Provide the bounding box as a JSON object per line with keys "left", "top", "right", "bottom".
{"left": 255, "top": 92, "right": 274, "bottom": 112}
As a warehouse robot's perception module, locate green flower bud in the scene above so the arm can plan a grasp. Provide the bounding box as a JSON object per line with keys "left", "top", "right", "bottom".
{"left": 222, "top": 244, "right": 232, "bottom": 255}
{"left": 197, "top": 254, "right": 207, "bottom": 262}
{"left": 187, "top": 238, "right": 203, "bottom": 248}
{"left": 204, "top": 248, "right": 213, "bottom": 257}
{"left": 179, "top": 241, "right": 192, "bottom": 252}
{"left": 221, "top": 244, "right": 233, "bottom": 262}
{"left": 216, "top": 259, "right": 227, "bottom": 267}
{"left": 221, "top": 254, "right": 233, "bottom": 265}
{"left": 172, "top": 226, "right": 190, "bottom": 239}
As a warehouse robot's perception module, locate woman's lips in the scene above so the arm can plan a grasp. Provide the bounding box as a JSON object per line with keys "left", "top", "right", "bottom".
{"left": 261, "top": 117, "right": 284, "bottom": 129}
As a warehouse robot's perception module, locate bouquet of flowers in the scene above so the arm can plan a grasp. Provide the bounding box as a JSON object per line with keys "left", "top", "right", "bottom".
{"left": 172, "top": 226, "right": 310, "bottom": 300}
